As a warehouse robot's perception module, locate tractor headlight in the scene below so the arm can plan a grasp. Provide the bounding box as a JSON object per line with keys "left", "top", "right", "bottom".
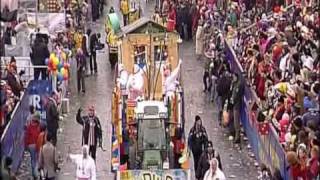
{"left": 159, "top": 112, "right": 167, "bottom": 118}
{"left": 137, "top": 113, "right": 144, "bottom": 119}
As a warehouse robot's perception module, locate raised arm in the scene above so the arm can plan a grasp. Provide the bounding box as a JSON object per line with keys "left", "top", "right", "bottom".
{"left": 76, "top": 108, "right": 84, "bottom": 125}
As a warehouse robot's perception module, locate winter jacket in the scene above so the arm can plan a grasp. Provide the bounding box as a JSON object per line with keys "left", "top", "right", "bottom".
{"left": 25, "top": 120, "right": 41, "bottom": 146}
{"left": 30, "top": 42, "right": 50, "bottom": 65}
{"left": 76, "top": 110, "right": 102, "bottom": 147}
{"left": 45, "top": 98, "right": 59, "bottom": 134}
{"left": 76, "top": 53, "right": 86, "bottom": 71}
{"left": 196, "top": 151, "right": 222, "bottom": 180}
{"left": 7, "top": 71, "right": 22, "bottom": 97}
{"left": 89, "top": 34, "right": 98, "bottom": 54}
{"left": 188, "top": 126, "right": 208, "bottom": 156}
{"left": 231, "top": 78, "right": 244, "bottom": 109}
{"left": 307, "top": 158, "right": 320, "bottom": 179}
{"left": 217, "top": 73, "right": 232, "bottom": 98}
{"left": 39, "top": 142, "right": 58, "bottom": 178}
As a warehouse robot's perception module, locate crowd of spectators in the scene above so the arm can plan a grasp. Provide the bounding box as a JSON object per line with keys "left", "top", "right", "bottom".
{"left": 0, "top": 56, "right": 25, "bottom": 136}
{"left": 226, "top": 1, "right": 320, "bottom": 179}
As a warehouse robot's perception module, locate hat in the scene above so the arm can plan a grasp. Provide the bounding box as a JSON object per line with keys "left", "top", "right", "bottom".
{"left": 33, "top": 112, "right": 41, "bottom": 121}
{"left": 0, "top": 80, "right": 6, "bottom": 86}
{"left": 303, "top": 97, "right": 315, "bottom": 109}
{"left": 206, "top": 141, "right": 213, "bottom": 148}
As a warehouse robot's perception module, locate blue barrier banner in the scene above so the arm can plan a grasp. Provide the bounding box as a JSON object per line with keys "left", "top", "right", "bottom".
{"left": 1, "top": 93, "right": 29, "bottom": 173}
{"left": 27, "top": 80, "right": 52, "bottom": 121}
{"left": 1, "top": 80, "right": 52, "bottom": 173}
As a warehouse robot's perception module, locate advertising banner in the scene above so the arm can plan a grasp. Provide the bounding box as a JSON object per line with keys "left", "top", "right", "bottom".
{"left": 118, "top": 169, "right": 190, "bottom": 180}
{"left": 27, "top": 80, "right": 53, "bottom": 122}
{"left": 1, "top": 92, "right": 29, "bottom": 173}
{"left": 1, "top": 80, "right": 52, "bottom": 173}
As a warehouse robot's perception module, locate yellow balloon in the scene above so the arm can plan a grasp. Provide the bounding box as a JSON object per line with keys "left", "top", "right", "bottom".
{"left": 53, "top": 57, "right": 59, "bottom": 66}
{"left": 61, "top": 67, "right": 66, "bottom": 75}
{"left": 50, "top": 53, "right": 55, "bottom": 59}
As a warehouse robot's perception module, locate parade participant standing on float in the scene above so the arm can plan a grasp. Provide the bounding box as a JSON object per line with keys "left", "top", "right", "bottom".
{"left": 76, "top": 106, "right": 102, "bottom": 161}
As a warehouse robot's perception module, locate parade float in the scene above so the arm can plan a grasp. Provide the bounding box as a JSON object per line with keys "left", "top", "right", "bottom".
{"left": 110, "top": 18, "right": 190, "bottom": 180}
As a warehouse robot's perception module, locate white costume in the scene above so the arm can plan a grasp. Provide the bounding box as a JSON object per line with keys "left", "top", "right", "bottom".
{"left": 69, "top": 153, "right": 96, "bottom": 180}
{"left": 203, "top": 159, "right": 226, "bottom": 180}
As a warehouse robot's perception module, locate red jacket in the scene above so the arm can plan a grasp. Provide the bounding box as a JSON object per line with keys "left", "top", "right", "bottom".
{"left": 291, "top": 164, "right": 307, "bottom": 180}
{"left": 25, "top": 120, "right": 41, "bottom": 146}
{"left": 308, "top": 158, "right": 320, "bottom": 179}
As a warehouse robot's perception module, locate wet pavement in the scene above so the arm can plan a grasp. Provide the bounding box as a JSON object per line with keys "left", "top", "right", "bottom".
{"left": 16, "top": 0, "right": 260, "bottom": 179}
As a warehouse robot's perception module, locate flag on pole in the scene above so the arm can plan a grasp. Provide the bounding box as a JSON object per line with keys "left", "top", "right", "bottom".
{"left": 165, "top": 60, "right": 182, "bottom": 94}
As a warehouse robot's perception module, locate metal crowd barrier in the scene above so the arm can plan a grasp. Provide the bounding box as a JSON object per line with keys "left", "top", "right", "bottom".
{"left": 1, "top": 57, "right": 69, "bottom": 173}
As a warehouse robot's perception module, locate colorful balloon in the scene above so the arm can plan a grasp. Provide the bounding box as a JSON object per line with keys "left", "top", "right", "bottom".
{"left": 57, "top": 73, "right": 64, "bottom": 81}
{"left": 60, "top": 67, "right": 66, "bottom": 75}
{"left": 64, "top": 63, "right": 70, "bottom": 69}
{"left": 52, "top": 64, "right": 57, "bottom": 71}
{"left": 45, "top": 58, "right": 49, "bottom": 65}
{"left": 50, "top": 53, "right": 55, "bottom": 60}
{"left": 53, "top": 57, "right": 59, "bottom": 66}
{"left": 63, "top": 73, "right": 69, "bottom": 80}
{"left": 58, "top": 62, "right": 63, "bottom": 69}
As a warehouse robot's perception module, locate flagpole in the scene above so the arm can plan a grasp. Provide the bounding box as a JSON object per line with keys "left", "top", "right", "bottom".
{"left": 36, "top": 0, "right": 39, "bottom": 27}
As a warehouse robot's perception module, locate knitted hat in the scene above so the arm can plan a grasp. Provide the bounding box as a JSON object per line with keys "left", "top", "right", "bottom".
{"left": 33, "top": 112, "right": 41, "bottom": 121}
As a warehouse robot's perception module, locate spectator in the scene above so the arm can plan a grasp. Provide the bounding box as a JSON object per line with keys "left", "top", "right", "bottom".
{"left": 230, "top": 73, "right": 245, "bottom": 144}
{"left": 30, "top": 35, "right": 50, "bottom": 80}
{"left": 38, "top": 133, "right": 59, "bottom": 180}
{"left": 6, "top": 64, "right": 23, "bottom": 98}
{"left": 26, "top": 105, "right": 36, "bottom": 126}
{"left": 45, "top": 93, "right": 59, "bottom": 146}
{"left": 36, "top": 124, "right": 47, "bottom": 153}
{"left": 1, "top": 156, "right": 16, "bottom": 180}
{"left": 24, "top": 113, "right": 41, "bottom": 179}
{"left": 307, "top": 145, "right": 320, "bottom": 179}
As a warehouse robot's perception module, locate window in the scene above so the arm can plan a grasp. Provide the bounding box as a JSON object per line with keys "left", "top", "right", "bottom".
{"left": 138, "top": 119, "right": 166, "bottom": 150}
{"left": 134, "top": 46, "right": 146, "bottom": 68}
{"left": 154, "top": 45, "right": 168, "bottom": 62}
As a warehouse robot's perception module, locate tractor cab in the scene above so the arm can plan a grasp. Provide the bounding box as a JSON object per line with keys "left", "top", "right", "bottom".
{"left": 135, "top": 101, "right": 173, "bottom": 170}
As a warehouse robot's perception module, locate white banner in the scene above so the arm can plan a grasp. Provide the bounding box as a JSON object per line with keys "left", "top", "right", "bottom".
{"left": 26, "top": 13, "right": 65, "bottom": 34}
{"left": 1, "top": 0, "right": 18, "bottom": 11}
